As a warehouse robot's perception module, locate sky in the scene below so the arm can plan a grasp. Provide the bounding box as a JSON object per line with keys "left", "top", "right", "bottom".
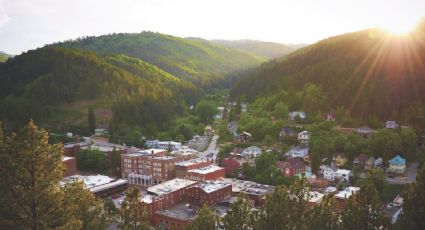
{"left": 0, "top": 0, "right": 424, "bottom": 54}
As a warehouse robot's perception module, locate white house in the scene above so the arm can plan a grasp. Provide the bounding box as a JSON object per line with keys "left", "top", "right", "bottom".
{"left": 242, "top": 146, "right": 262, "bottom": 158}
{"left": 94, "top": 128, "right": 108, "bottom": 136}
{"left": 289, "top": 111, "right": 306, "bottom": 121}
{"left": 298, "top": 131, "right": 310, "bottom": 144}
{"left": 386, "top": 120, "right": 399, "bottom": 129}
{"left": 321, "top": 165, "right": 351, "bottom": 182}
{"left": 285, "top": 146, "right": 309, "bottom": 158}
{"left": 157, "top": 141, "right": 182, "bottom": 151}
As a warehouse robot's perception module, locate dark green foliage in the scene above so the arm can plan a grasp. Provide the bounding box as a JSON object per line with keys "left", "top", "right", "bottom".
{"left": 75, "top": 148, "right": 108, "bottom": 173}
{"left": 56, "top": 32, "right": 264, "bottom": 88}
{"left": 231, "top": 24, "right": 425, "bottom": 127}
{"left": 186, "top": 205, "right": 217, "bottom": 230}
{"left": 119, "top": 187, "right": 151, "bottom": 230}
{"left": 0, "top": 47, "right": 199, "bottom": 134}
{"left": 0, "top": 121, "right": 65, "bottom": 229}
{"left": 340, "top": 181, "right": 386, "bottom": 230}
{"left": 88, "top": 106, "right": 95, "bottom": 134}
{"left": 195, "top": 100, "right": 218, "bottom": 123}
{"left": 223, "top": 195, "right": 252, "bottom": 230}
{"left": 398, "top": 164, "right": 425, "bottom": 229}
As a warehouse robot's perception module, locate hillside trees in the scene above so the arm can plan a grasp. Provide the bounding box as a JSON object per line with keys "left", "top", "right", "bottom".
{"left": 88, "top": 106, "right": 96, "bottom": 134}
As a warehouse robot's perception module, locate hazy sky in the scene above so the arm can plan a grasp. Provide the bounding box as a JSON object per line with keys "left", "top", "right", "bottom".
{"left": 0, "top": 0, "right": 424, "bottom": 54}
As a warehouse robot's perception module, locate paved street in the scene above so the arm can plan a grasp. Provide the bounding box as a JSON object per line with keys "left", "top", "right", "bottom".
{"left": 200, "top": 135, "right": 219, "bottom": 160}
{"left": 386, "top": 162, "right": 418, "bottom": 184}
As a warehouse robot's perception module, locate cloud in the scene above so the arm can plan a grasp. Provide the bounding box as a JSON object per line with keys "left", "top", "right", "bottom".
{"left": 0, "top": 1, "right": 10, "bottom": 28}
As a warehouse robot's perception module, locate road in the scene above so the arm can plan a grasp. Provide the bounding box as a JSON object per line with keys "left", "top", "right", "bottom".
{"left": 200, "top": 135, "right": 219, "bottom": 161}
{"left": 386, "top": 162, "right": 418, "bottom": 184}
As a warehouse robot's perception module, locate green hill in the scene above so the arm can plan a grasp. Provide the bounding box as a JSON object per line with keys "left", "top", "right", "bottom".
{"left": 0, "top": 52, "right": 10, "bottom": 63}
{"left": 55, "top": 32, "right": 264, "bottom": 87}
{"left": 211, "top": 39, "right": 296, "bottom": 59}
{"left": 0, "top": 47, "right": 200, "bottom": 133}
{"left": 231, "top": 20, "right": 425, "bottom": 126}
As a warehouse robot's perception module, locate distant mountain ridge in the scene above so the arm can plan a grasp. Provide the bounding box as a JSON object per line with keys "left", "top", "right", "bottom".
{"left": 211, "top": 39, "right": 300, "bottom": 59}
{"left": 55, "top": 32, "right": 264, "bottom": 87}
{"left": 231, "top": 19, "right": 425, "bottom": 124}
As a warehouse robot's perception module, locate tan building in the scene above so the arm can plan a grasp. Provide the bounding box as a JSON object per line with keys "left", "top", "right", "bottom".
{"left": 121, "top": 149, "right": 185, "bottom": 186}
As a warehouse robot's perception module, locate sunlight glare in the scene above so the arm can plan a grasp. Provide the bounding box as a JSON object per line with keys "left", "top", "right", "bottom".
{"left": 380, "top": 17, "right": 419, "bottom": 35}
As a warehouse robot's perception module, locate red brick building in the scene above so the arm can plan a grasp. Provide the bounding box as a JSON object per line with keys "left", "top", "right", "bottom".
{"left": 221, "top": 157, "right": 241, "bottom": 175}
{"left": 62, "top": 156, "right": 77, "bottom": 177}
{"left": 185, "top": 165, "right": 225, "bottom": 182}
{"left": 174, "top": 158, "right": 213, "bottom": 178}
{"left": 276, "top": 157, "right": 305, "bottom": 177}
{"left": 121, "top": 149, "right": 185, "bottom": 186}
{"left": 144, "top": 178, "right": 231, "bottom": 229}
{"left": 184, "top": 181, "right": 232, "bottom": 206}
{"left": 218, "top": 178, "right": 275, "bottom": 206}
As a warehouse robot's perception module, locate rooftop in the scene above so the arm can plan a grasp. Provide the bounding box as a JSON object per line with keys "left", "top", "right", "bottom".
{"left": 155, "top": 202, "right": 196, "bottom": 220}
{"left": 192, "top": 180, "right": 231, "bottom": 193}
{"left": 147, "top": 178, "right": 197, "bottom": 196}
{"left": 188, "top": 165, "right": 224, "bottom": 175}
{"left": 308, "top": 191, "right": 325, "bottom": 203}
{"left": 218, "top": 178, "right": 274, "bottom": 196}
{"left": 61, "top": 174, "right": 127, "bottom": 193}
{"left": 175, "top": 158, "right": 210, "bottom": 167}
{"left": 336, "top": 169, "right": 351, "bottom": 175}
{"left": 334, "top": 186, "right": 360, "bottom": 200}
{"left": 124, "top": 148, "right": 167, "bottom": 157}
{"left": 389, "top": 155, "right": 406, "bottom": 165}
{"left": 62, "top": 156, "right": 74, "bottom": 161}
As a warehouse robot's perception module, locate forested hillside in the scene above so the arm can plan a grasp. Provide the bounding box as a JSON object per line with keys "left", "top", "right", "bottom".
{"left": 0, "top": 52, "right": 9, "bottom": 62}
{"left": 0, "top": 47, "right": 200, "bottom": 133}
{"left": 212, "top": 39, "right": 296, "bottom": 59}
{"left": 231, "top": 19, "right": 425, "bottom": 127}
{"left": 55, "top": 32, "right": 264, "bottom": 88}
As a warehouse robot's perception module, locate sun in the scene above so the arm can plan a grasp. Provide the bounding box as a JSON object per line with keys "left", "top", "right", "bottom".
{"left": 380, "top": 17, "right": 419, "bottom": 35}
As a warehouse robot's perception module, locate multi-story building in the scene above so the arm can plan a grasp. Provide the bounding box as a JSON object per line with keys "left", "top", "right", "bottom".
{"left": 174, "top": 158, "right": 226, "bottom": 182}
{"left": 144, "top": 178, "right": 231, "bottom": 230}
{"left": 174, "top": 158, "right": 213, "bottom": 179}
{"left": 218, "top": 178, "right": 275, "bottom": 206}
{"left": 121, "top": 149, "right": 185, "bottom": 186}
{"left": 185, "top": 165, "right": 226, "bottom": 182}
{"left": 184, "top": 180, "right": 232, "bottom": 206}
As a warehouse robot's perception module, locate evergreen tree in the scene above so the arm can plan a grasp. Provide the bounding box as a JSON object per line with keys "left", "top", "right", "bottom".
{"left": 0, "top": 120, "right": 66, "bottom": 229}
{"left": 62, "top": 181, "right": 110, "bottom": 230}
{"left": 187, "top": 205, "right": 217, "bottom": 230}
{"left": 398, "top": 165, "right": 425, "bottom": 229}
{"left": 223, "top": 194, "right": 252, "bottom": 230}
{"left": 340, "top": 181, "right": 385, "bottom": 230}
{"left": 306, "top": 195, "right": 338, "bottom": 230}
{"left": 256, "top": 177, "right": 311, "bottom": 230}
{"left": 88, "top": 106, "right": 96, "bottom": 135}
{"left": 119, "top": 187, "right": 150, "bottom": 230}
